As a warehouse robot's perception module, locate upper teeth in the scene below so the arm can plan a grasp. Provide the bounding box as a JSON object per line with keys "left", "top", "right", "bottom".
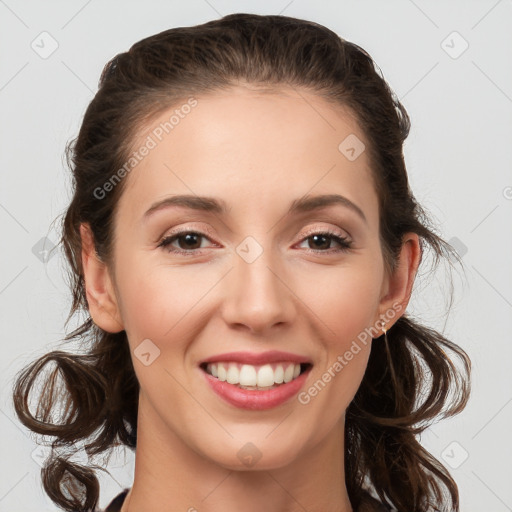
{"left": 206, "top": 362, "right": 302, "bottom": 387}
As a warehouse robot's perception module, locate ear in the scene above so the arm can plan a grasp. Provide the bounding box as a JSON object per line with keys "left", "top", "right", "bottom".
{"left": 376, "top": 232, "right": 421, "bottom": 331}
{"left": 80, "top": 223, "right": 124, "bottom": 333}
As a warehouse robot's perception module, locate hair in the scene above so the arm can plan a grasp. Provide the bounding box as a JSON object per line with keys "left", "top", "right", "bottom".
{"left": 12, "top": 13, "right": 471, "bottom": 512}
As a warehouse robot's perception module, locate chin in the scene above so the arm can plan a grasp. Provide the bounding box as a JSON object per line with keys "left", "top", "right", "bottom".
{"left": 197, "top": 433, "right": 307, "bottom": 472}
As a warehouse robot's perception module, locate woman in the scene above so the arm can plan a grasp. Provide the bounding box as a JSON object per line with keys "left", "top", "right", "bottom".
{"left": 12, "top": 13, "right": 471, "bottom": 512}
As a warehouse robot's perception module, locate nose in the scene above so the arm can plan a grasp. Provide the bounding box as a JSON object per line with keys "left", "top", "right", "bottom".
{"left": 220, "top": 245, "right": 296, "bottom": 335}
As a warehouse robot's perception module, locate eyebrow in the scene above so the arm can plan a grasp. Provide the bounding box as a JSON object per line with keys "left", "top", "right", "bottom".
{"left": 143, "top": 193, "right": 367, "bottom": 224}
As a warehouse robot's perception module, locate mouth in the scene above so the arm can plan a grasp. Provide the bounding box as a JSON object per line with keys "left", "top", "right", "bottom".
{"left": 199, "top": 361, "right": 313, "bottom": 391}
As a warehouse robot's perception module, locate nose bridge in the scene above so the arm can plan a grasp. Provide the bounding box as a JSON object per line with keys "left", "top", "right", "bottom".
{"left": 221, "top": 236, "right": 294, "bottom": 331}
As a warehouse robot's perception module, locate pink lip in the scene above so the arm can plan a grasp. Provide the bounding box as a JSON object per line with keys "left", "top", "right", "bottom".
{"left": 201, "top": 365, "right": 313, "bottom": 410}
{"left": 200, "top": 350, "right": 312, "bottom": 366}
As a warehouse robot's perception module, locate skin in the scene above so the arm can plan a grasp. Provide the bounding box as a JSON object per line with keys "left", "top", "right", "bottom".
{"left": 80, "top": 84, "right": 421, "bottom": 512}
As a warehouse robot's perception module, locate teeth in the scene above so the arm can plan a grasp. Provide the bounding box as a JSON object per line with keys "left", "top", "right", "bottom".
{"left": 274, "top": 365, "right": 284, "bottom": 384}
{"left": 205, "top": 362, "right": 304, "bottom": 387}
{"left": 226, "top": 365, "right": 239, "bottom": 384}
{"left": 257, "top": 364, "right": 274, "bottom": 387}
{"left": 217, "top": 364, "right": 227, "bottom": 382}
{"left": 239, "top": 364, "right": 257, "bottom": 386}
{"left": 283, "top": 364, "right": 294, "bottom": 383}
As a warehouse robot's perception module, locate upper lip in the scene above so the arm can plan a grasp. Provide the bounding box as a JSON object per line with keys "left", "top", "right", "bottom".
{"left": 200, "top": 350, "right": 313, "bottom": 366}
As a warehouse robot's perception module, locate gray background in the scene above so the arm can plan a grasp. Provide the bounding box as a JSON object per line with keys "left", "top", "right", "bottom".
{"left": 1, "top": 0, "right": 511, "bottom": 510}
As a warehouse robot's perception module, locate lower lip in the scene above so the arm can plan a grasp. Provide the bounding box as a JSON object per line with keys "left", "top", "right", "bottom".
{"left": 202, "top": 366, "right": 312, "bottom": 410}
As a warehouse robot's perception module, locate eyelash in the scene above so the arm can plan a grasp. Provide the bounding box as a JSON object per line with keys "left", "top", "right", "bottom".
{"left": 157, "top": 228, "right": 352, "bottom": 256}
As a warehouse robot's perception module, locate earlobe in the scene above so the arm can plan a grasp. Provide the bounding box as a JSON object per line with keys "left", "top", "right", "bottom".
{"left": 377, "top": 233, "right": 421, "bottom": 331}
{"left": 80, "top": 223, "right": 124, "bottom": 333}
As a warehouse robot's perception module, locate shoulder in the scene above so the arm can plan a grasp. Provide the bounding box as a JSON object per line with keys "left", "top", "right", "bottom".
{"left": 95, "top": 488, "right": 130, "bottom": 512}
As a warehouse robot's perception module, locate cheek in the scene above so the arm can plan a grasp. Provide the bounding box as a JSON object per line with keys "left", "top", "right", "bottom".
{"left": 294, "top": 262, "right": 381, "bottom": 410}
{"left": 295, "top": 259, "right": 383, "bottom": 344}
{"left": 114, "top": 262, "right": 210, "bottom": 409}
{"left": 115, "top": 258, "right": 213, "bottom": 343}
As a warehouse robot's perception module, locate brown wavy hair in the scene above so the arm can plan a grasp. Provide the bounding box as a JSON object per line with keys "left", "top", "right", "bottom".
{"left": 12, "top": 13, "right": 471, "bottom": 512}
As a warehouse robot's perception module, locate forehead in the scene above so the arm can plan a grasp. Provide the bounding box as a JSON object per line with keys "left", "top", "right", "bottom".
{"left": 116, "top": 85, "right": 378, "bottom": 227}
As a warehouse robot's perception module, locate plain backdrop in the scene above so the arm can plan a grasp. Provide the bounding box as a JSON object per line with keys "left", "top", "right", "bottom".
{"left": 1, "top": 1, "right": 511, "bottom": 510}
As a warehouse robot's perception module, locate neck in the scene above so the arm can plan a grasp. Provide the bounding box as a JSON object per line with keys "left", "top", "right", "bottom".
{"left": 121, "top": 395, "right": 353, "bottom": 512}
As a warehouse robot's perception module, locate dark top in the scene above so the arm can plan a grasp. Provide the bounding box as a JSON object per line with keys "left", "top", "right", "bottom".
{"left": 99, "top": 488, "right": 391, "bottom": 511}
{"left": 102, "top": 488, "right": 129, "bottom": 511}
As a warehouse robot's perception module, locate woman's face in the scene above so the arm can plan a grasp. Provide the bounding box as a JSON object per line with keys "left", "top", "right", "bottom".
{"left": 88, "top": 85, "right": 415, "bottom": 470}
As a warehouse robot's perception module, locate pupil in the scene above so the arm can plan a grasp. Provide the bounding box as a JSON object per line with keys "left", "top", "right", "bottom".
{"left": 311, "top": 234, "right": 329, "bottom": 250}
{"left": 180, "top": 233, "right": 200, "bottom": 250}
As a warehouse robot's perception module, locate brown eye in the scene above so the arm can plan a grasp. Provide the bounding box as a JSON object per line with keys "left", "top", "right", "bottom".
{"left": 174, "top": 233, "right": 203, "bottom": 250}
{"left": 158, "top": 231, "right": 213, "bottom": 254}
{"left": 308, "top": 234, "right": 332, "bottom": 250}
{"left": 298, "top": 231, "right": 352, "bottom": 253}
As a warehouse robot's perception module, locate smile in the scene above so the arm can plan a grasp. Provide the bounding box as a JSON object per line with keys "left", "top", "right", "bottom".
{"left": 201, "top": 362, "right": 310, "bottom": 390}
{"left": 199, "top": 358, "right": 313, "bottom": 410}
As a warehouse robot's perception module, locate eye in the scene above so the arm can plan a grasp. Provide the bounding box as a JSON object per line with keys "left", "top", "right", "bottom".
{"left": 157, "top": 231, "right": 215, "bottom": 255}
{"left": 297, "top": 229, "right": 352, "bottom": 253}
